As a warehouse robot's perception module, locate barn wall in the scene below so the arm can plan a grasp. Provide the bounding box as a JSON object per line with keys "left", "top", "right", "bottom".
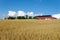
{"left": 37, "top": 17, "right": 55, "bottom": 20}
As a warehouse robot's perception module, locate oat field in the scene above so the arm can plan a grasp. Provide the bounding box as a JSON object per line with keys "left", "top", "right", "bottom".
{"left": 0, "top": 19, "right": 60, "bottom": 40}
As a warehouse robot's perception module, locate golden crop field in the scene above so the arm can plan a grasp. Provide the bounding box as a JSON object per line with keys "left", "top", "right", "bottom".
{"left": 0, "top": 19, "right": 60, "bottom": 40}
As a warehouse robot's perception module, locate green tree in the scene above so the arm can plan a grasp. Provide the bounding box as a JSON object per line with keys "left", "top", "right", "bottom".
{"left": 29, "top": 16, "right": 32, "bottom": 19}
{"left": 7, "top": 16, "right": 16, "bottom": 19}
{"left": 17, "top": 16, "right": 22, "bottom": 19}
{"left": 21, "top": 16, "right": 25, "bottom": 19}
{"left": 17, "top": 16, "right": 25, "bottom": 19}
{"left": 33, "top": 16, "right": 36, "bottom": 19}
{"left": 25, "top": 15, "right": 28, "bottom": 19}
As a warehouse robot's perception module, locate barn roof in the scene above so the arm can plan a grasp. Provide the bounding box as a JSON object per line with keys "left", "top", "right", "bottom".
{"left": 35, "top": 15, "right": 51, "bottom": 17}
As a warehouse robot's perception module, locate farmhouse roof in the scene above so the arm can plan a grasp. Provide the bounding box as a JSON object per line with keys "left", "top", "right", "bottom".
{"left": 35, "top": 15, "right": 51, "bottom": 17}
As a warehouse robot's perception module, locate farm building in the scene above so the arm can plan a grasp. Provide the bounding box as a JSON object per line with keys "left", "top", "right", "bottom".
{"left": 35, "top": 15, "right": 56, "bottom": 20}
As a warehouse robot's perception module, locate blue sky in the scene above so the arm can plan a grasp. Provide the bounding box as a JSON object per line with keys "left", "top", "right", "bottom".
{"left": 0, "top": 0, "right": 60, "bottom": 19}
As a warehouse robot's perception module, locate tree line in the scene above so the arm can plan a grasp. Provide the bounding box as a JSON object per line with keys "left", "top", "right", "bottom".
{"left": 5, "top": 15, "right": 36, "bottom": 19}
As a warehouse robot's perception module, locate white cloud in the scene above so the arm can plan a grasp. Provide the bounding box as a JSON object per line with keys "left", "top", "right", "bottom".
{"left": 27, "top": 12, "right": 34, "bottom": 17}
{"left": 7, "top": 10, "right": 44, "bottom": 17}
{"left": 17, "top": 11, "right": 26, "bottom": 16}
{"left": 8, "top": 10, "right": 35, "bottom": 17}
{"left": 8, "top": 11, "right": 16, "bottom": 16}
{"left": 52, "top": 14, "right": 60, "bottom": 19}
{"left": 35, "top": 13, "right": 43, "bottom": 16}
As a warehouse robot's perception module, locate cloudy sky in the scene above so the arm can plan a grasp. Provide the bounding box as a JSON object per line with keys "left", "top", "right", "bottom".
{"left": 0, "top": 0, "right": 60, "bottom": 19}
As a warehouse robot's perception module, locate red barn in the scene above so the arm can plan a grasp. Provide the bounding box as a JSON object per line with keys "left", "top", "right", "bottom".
{"left": 35, "top": 15, "right": 56, "bottom": 20}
